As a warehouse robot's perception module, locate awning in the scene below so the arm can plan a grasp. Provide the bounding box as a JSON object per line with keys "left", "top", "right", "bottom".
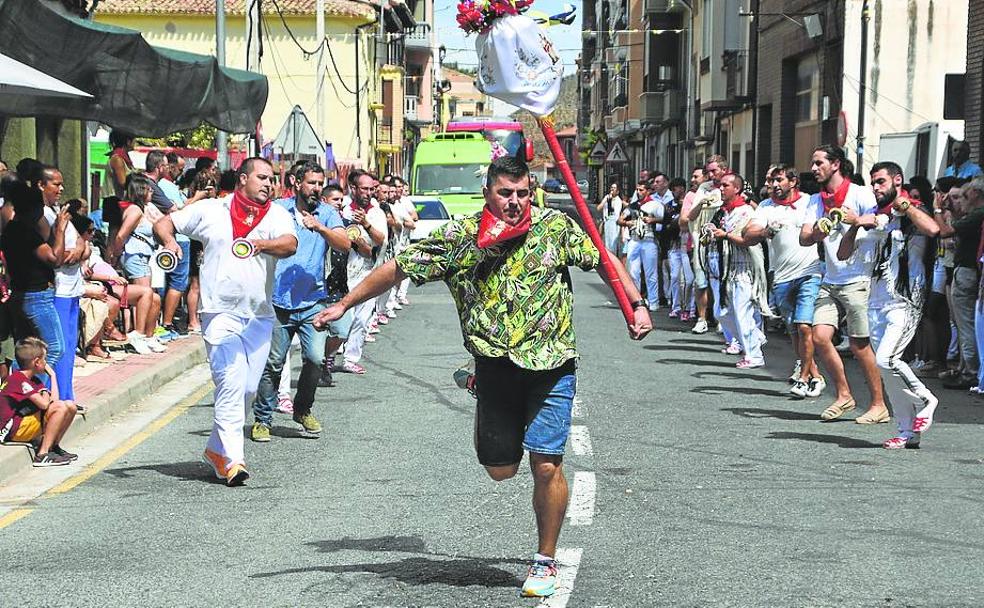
{"left": 0, "top": 51, "right": 93, "bottom": 99}
{"left": 0, "top": 0, "right": 268, "bottom": 135}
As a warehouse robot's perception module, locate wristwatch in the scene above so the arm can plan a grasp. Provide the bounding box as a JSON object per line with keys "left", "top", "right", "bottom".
{"left": 631, "top": 299, "right": 650, "bottom": 310}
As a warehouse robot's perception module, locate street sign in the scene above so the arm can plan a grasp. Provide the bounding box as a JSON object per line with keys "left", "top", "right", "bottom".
{"left": 588, "top": 141, "right": 607, "bottom": 161}
{"left": 606, "top": 141, "right": 629, "bottom": 164}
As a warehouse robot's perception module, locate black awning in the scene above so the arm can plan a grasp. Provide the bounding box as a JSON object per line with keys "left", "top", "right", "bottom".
{"left": 0, "top": 0, "right": 268, "bottom": 135}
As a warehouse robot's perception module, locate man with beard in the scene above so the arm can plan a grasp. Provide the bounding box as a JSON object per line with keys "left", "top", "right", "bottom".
{"left": 678, "top": 166, "right": 706, "bottom": 323}
{"left": 685, "top": 155, "right": 729, "bottom": 334}
{"left": 708, "top": 173, "right": 771, "bottom": 368}
{"left": 837, "top": 161, "right": 940, "bottom": 449}
{"left": 618, "top": 179, "right": 663, "bottom": 311}
{"left": 666, "top": 177, "right": 694, "bottom": 320}
{"left": 943, "top": 140, "right": 983, "bottom": 179}
{"left": 155, "top": 158, "right": 297, "bottom": 486}
{"left": 249, "top": 162, "right": 351, "bottom": 442}
{"left": 311, "top": 156, "right": 651, "bottom": 598}
{"left": 745, "top": 165, "right": 824, "bottom": 396}
{"left": 799, "top": 145, "right": 888, "bottom": 424}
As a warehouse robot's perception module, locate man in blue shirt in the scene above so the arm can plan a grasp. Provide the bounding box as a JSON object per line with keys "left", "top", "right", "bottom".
{"left": 943, "top": 140, "right": 984, "bottom": 179}
{"left": 251, "top": 162, "right": 353, "bottom": 441}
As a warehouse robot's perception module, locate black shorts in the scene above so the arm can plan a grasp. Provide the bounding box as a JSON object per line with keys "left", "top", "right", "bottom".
{"left": 472, "top": 356, "right": 577, "bottom": 467}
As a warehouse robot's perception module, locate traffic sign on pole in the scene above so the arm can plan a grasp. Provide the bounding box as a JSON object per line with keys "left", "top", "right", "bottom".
{"left": 606, "top": 141, "right": 629, "bottom": 164}
{"left": 588, "top": 141, "right": 607, "bottom": 162}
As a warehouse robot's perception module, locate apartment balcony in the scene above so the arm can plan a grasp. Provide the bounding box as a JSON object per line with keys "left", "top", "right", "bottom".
{"left": 644, "top": 0, "right": 688, "bottom": 13}
{"left": 640, "top": 89, "right": 681, "bottom": 127}
{"left": 724, "top": 50, "right": 751, "bottom": 102}
{"left": 404, "top": 95, "right": 418, "bottom": 121}
{"left": 405, "top": 23, "right": 431, "bottom": 52}
{"left": 696, "top": 111, "right": 716, "bottom": 143}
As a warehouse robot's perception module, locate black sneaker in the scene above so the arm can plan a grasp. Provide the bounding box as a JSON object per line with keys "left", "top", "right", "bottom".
{"left": 318, "top": 359, "right": 335, "bottom": 388}
{"left": 33, "top": 452, "right": 71, "bottom": 467}
{"left": 943, "top": 373, "right": 977, "bottom": 390}
{"left": 51, "top": 445, "right": 78, "bottom": 461}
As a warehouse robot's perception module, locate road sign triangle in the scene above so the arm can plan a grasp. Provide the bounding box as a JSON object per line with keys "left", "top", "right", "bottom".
{"left": 606, "top": 141, "right": 628, "bottom": 163}
{"left": 588, "top": 141, "right": 607, "bottom": 160}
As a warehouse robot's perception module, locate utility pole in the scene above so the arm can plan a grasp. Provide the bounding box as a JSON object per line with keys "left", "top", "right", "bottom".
{"left": 315, "top": 0, "right": 325, "bottom": 144}
{"left": 216, "top": 0, "right": 228, "bottom": 168}
{"left": 856, "top": 0, "right": 870, "bottom": 171}
{"left": 245, "top": 0, "right": 262, "bottom": 155}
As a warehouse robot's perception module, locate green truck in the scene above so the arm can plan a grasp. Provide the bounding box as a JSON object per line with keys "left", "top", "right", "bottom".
{"left": 411, "top": 132, "right": 492, "bottom": 217}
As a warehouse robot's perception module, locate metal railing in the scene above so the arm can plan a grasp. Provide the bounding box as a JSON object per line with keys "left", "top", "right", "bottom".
{"left": 724, "top": 49, "right": 750, "bottom": 100}
{"left": 405, "top": 23, "right": 431, "bottom": 49}
{"left": 404, "top": 95, "right": 418, "bottom": 121}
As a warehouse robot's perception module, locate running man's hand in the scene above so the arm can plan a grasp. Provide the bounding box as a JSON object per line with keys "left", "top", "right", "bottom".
{"left": 629, "top": 308, "right": 653, "bottom": 340}
{"left": 313, "top": 303, "right": 346, "bottom": 331}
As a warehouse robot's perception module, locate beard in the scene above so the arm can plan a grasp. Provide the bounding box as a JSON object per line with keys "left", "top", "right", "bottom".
{"left": 300, "top": 191, "right": 321, "bottom": 210}
{"left": 876, "top": 185, "right": 897, "bottom": 207}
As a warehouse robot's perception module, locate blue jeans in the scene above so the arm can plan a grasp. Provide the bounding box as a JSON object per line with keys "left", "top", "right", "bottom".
{"left": 253, "top": 303, "right": 329, "bottom": 426}
{"left": 17, "top": 288, "right": 64, "bottom": 388}
{"left": 53, "top": 296, "right": 80, "bottom": 401}
{"left": 773, "top": 274, "right": 822, "bottom": 326}
{"left": 164, "top": 240, "right": 191, "bottom": 293}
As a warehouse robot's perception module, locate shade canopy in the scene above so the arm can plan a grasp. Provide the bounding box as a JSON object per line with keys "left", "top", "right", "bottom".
{"left": 0, "top": 0, "right": 268, "bottom": 135}
{"left": 0, "top": 51, "right": 94, "bottom": 99}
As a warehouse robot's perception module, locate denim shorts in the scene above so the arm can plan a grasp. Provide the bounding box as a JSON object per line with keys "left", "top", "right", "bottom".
{"left": 164, "top": 240, "right": 191, "bottom": 293}
{"left": 773, "top": 274, "right": 822, "bottom": 326}
{"left": 472, "top": 357, "right": 576, "bottom": 466}
{"left": 122, "top": 252, "right": 151, "bottom": 280}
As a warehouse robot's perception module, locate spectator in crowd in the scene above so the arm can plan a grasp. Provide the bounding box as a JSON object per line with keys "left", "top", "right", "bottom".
{"left": 107, "top": 129, "right": 135, "bottom": 199}
{"left": 50, "top": 193, "right": 91, "bottom": 406}
{"left": 184, "top": 168, "right": 220, "bottom": 336}
{"left": 664, "top": 177, "right": 693, "bottom": 320}
{"left": 383, "top": 177, "right": 417, "bottom": 319}
{"left": 686, "top": 156, "right": 729, "bottom": 334}
{"left": 619, "top": 179, "right": 662, "bottom": 310}
{"left": 596, "top": 182, "right": 624, "bottom": 256}
{"left": 943, "top": 140, "right": 983, "bottom": 179}
{"left": 0, "top": 337, "right": 78, "bottom": 467}
{"left": 650, "top": 172, "right": 675, "bottom": 307}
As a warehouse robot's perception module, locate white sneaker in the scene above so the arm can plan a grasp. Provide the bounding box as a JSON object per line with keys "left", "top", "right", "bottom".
{"left": 392, "top": 303, "right": 403, "bottom": 311}
{"left": 386, "top": 310, "right": 397, "bottom": 319}
{"left": 789, "top": 360, "right": 802, "bottom": 384}
{"left": 127, "top": 331, "right": 152, "bottom": 355}
{"left": 397, "top": 296, "right": 410, "bottom": 306}
{"left": 789, "top": 379, "right": 809, "bottom": 398}
{"left": 691, "top": 319, "right": 709, "bottom": 334}
{"left": 146, "top": 337, "right": 167, "bottom": 353}
{"left": 368, "top": 325, "right": 381, "bottom": 335}
{"left": 805, "top": 376, "right": 826, "bottom": 398}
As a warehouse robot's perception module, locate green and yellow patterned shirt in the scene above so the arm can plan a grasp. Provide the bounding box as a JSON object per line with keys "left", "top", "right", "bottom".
{"left": 395, "top": 207, "right": 600, "bottom": 370}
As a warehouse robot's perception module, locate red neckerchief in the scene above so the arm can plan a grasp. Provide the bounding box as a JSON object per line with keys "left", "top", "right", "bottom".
{"left": 230, "top": 190, "right": 271, "bottom": 239}
{"left": 819, "top": 178, "right": 851, "bottom": 212}
{"left": 877, "top": 189, "right": 920, "bottom": 216}
{"left": 771, "top": 188, "right": 801, "bottom": 207}
{"left": 477, "top": 204, "right": 532, "bottom": 249}
{"left": 722, "top": 194, "right": 748, "bottom": 214}
{"left": 110, "top": 147, "right": 134, "bottom": 170}
{"left": 118, "top": 200, "right": 134, "bottom": 211}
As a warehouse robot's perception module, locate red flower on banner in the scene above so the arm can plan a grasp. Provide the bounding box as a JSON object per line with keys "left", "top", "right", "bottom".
{"left": 456, "top": 0, "right": 534, "bottom": 34}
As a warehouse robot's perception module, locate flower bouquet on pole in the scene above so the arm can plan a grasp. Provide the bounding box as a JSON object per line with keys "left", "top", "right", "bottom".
{"left": 457, "top": 0, "right": 635, "bottom": 325}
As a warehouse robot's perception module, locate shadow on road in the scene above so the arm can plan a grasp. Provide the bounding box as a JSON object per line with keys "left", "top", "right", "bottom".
{"left": 765, "top": 431, "right": 882, "bottom": 448}
{"left": 251, "top": 556, "right": 523, "bottom": 588}
{"left": 694, "top": 385, "right": 788, "bottom": 397}
{"left": 103, "top": 460, "right": 227, "bottom": 484}
{"left": 721, "top": 407, "right": 818, "bottom": 421}
{"left": 654, "top": 358, "right": 738, "bottom": 368}
{"left": 644, "top": 344, "right": 720, "bottom": 354}
{"left": 692, "top": 371, "right": 775, "bottom": 382}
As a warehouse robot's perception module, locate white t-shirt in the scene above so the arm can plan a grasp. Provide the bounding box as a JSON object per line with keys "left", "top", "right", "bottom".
{"left": 341, "top": 201, "right": 388, "bottom": 285}
{"left": 45, "top": 206, "right": 84, "bottom": 298}
{"left": 868, "top": 213, "right": 931, "bottom": 307}
{"left": 721, "top": 204, "right": 757, "bottom": 276}
{"left": 752, "top": 193, "right": 821, "bottom": 284}
{"left": 390, "top": 198, "right": 415, "bottom": 251}
{"left": 803, "top": 183, "right": 879, "bottom": 285}
{"left": 170, "top": 195, "right": 296, "bottom": 318}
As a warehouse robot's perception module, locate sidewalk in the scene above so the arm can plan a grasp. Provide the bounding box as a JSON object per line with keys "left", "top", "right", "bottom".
{"left": 0, "top": 337, "right": 208, "bottom": 486}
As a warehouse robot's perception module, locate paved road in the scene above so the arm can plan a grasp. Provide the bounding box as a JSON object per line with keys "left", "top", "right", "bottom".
{"left": 3, "top": 273, "right": 984, "bottom": 607}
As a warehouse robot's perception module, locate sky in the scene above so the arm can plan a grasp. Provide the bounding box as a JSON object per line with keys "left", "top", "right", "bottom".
{"left": 432, "top": 1, "right": 584, "bottom": 115}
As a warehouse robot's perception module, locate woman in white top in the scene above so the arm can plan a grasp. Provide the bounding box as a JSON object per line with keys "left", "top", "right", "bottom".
{"left": 595, "top": 182, "right": 624, "bottom": 255}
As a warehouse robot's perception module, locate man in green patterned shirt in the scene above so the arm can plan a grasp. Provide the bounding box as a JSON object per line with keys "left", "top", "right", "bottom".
{"left": 314, "top": 156, "right": 651, "bottom": 597}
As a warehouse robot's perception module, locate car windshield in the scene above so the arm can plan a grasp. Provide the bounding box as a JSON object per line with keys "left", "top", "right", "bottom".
{"left": 416, "top": 164, "right": 486, "bottom": 194}
{"left": 414, "top": 199, "right": 450, "bottom": 220}
{"left": 487, "top": 129, "right": 523, "bottom": 156}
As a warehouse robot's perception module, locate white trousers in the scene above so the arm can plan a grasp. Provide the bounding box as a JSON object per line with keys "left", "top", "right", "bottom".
{"left": 344, "top": 297, "right": 378, "bottom": 365}
{"left": 707, "top": 254, "right": 736, "bottom": 344}
{"left": 668, "top": 247, "right": 694, "bottom": 313}
{"left": 720, "top": 275, "right": 764, "bottom": 364}
{"left": 626, "top": 238, "right": 660, "bottom": 307}
{"left": 397, "top": 277, "right": 411, "bottom": 300}
{"left": 868, "top": 300, "right": 930, "bottom": 438}
{"left": 202, "top": 313, "right": 274, "bottom": 468}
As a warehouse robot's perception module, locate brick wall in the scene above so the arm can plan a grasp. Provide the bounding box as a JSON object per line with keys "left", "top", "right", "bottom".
{"left": 967, "top": 0, "right": 984, "bottom": 160}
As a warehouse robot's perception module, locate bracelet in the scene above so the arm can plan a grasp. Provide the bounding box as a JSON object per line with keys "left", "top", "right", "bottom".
{"left": 933, "top": 209, "right": 943, "bottom": 214}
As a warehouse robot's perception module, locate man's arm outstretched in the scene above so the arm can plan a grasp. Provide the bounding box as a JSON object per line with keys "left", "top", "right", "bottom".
{"left": 313, "top": 260, "right": 406, "bottom": 329}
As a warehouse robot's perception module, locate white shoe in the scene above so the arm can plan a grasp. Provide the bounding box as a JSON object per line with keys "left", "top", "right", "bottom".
{"left": 127, "top": 332, "right": 153, "bottom": 355}
{"left": 392, "top": 303, "right": 403, "bottom": 310}
{"left": 691, "top": 319, "right": 709, "bottom": 334}
{"left": 377, "top": 315, "right": 389, "bottom": 325}
{"left": 398, "top": 296, "right": 410, "bottom": 306}
{"left": 146, "top": 337, "right": 167, "bottom": 353}
{"left": 789, "top": 379, "right": 809, "bottom": 398}
{"left": 789, "top": 360, "right": 802, "bottom": 384}
{"left": 386, "top": 310, "right": 397, "bottom": 319}
{"left": 368, "top": 326, "right": 381, "bottom": 335}
{"left": 805, "top": 376, "right": 826, "bottom": 398}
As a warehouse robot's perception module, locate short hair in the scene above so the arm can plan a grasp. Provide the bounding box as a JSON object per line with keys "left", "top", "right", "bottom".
{"left": 963, "top": 176, "right": 984, "bottom": 201}
{"left": 348, "top": 168, "right": 372, "bottom": 186}
{"left": 109, "top": 129, "right": 134, "bottom": 149}
{"left": 15, "top": 337, "right": 47, "bottom": 369}
{"left": 39, "top": 164, "right": 61, "bottom": 185}
{"left": 195, "top": 157, "right": 216, "bottom": 171}
{"left": 324, "top": 183, "right": 344, "bottom": 196}
{"left": 770, "top": 164, "right": 799, "bottom": 182}
{"left": 952, "top": 140, "right": 971, "bottom": 154}
{"left": 669, "top": 177, "right": 687, "bottom": 190}
{"left": 145, "top": 150, "right": 167, "bottom": 173}
{"left": 722, "top": 172, "right": 745, "bottom": 192}
{"left": 485, "top": 155, "right": 530, "bottom": 188}
{"left": 705, "top": 154, "right": 729, "bottom": 170}
{"left": 237, "top": 156, "right": 273, "bottom": 178}
{"left": 124, "top": 173, "right": 154, "bottom": 207}
{"left": 391, "top": 176, "right": 405, "bottom": 187}
{"left": 15, "top": 158, "right": 43, "bottom": 184}
{"left": 651, "top": 171, "right": 668, "bottom": 181}
{"left": 293, "top": 161, "right": 325, "bottom": 184}
{"left": 814, "top": 144, "right": 851, "bottom": 177}
{"left": 3, "top": 178, "right": 43, "bottom": 216}
{"left": 870, "top": 161, "right": 904, "bottom": 182}
{"left": 165, "top": 152, "right": 181, "bottom": 165}
{"left": 692, "top": 165, "right": 705, "bottom": 174}
{"left": 636, "top": 179, "right": 652, "bottom": 189}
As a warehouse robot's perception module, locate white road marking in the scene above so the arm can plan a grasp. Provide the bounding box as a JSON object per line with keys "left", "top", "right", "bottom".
{"left": 570, "top": 425, "right": 593, "bottom": 456}
{"left": 572, "top": 396, "right": 585, "bottom": 419}
{"left": 568, "top": 472, "right": 596, "bottom": 526}
{"left": 538, "top": 547, "right": 583, "bottom": 608}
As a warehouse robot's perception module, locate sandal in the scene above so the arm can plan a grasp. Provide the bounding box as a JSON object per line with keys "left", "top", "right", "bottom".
{"left": 855, "top": 408, "right": 890, "bottom": 424}
{"left": 820, "top": 398, "right": 856, "bottom": 421}
{"left": 87, "top": 346, "right": 112, "bottom": 361}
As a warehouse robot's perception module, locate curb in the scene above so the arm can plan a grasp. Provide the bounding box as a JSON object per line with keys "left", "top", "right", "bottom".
{"left": 0, "top": 339, "right": 208, "bottom": 487}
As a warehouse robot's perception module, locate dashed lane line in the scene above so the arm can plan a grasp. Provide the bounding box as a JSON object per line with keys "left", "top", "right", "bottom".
{"left": 572, "top": 397, "right": 586, "bottom": 419}
{"left": 538, "top": 547, "right": 583, "bottom": 608}
{"left": 568, "top": 471, "right": 596, "bottom": 526}
{"left": 570, "top": 425, "right": 594, "bottom": 456}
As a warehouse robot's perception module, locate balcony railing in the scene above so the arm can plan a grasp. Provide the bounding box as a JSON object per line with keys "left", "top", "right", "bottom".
{"left": 377, "top": 118, "right": 394, "bottom": 146}
{"left": 640, "top": 89, "right": 681, "bottom": 126}
{"left": 405, "top": 23, "right": 431, "bottom": 50}
{"left": 724, "top": 49, "right": 751, "bottom": 101}
{"left": 404, "top": 95, "right": 418, "bottom": 121}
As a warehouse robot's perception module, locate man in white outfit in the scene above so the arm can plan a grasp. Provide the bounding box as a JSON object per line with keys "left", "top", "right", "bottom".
{"left": 155, "top": 158, "right": 297, "bottom": 486}
{"left": 339, "top": 169, "right": 388, "bottom": 374}
{"left": 618, "top": 179, "right": 663, "bottom": 311}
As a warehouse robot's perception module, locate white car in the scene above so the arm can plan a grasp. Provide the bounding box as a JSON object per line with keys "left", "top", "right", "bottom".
{"left": 409, "top": 196, "right": 452, "bottom": 242}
